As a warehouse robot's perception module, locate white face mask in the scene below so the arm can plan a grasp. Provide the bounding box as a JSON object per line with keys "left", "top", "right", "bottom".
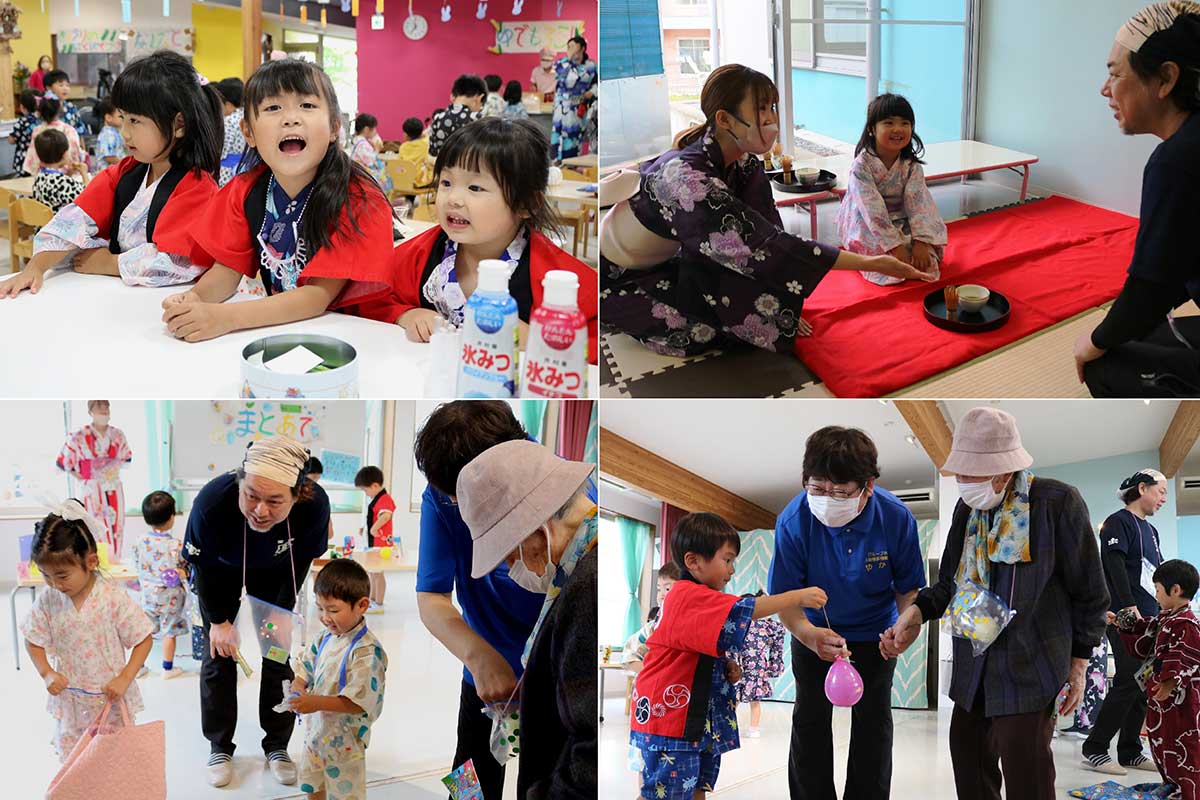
{"left": 727, "top": 114, "right": 779, "bottom": 156}
{"left": 508, "top": 525, "right": 557, "bottom": 594}
{"left": 808, "top": 488, "right": 866, "bottom": 529}
{"left": 92, "top": 413, "right": 110, "bottom": 426}
{"left": 958, "top": 477, "right": 1008, "bottom": 511}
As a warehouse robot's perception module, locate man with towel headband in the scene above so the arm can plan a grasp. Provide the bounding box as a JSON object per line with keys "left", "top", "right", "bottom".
{"left": 1075, "top": 2, "right": 1200, "bottom": 396}
{"left": 182, "top": 437, "right": 331, "bottom": 788}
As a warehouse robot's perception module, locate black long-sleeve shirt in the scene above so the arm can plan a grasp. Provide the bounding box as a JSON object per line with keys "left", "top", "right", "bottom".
{"left": 914, "top": 478, "right": 1109, "bottom": 717}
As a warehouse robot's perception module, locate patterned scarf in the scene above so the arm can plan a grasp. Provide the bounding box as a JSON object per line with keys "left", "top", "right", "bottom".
{"left": 521, "top": 507, "right": 598, "bottom": 666}
{"left": 955, "top": 470, "right": 1035, "bottom": 589}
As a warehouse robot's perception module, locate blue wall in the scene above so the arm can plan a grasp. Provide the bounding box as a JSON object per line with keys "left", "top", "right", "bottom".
{"left": 791, "top": 0, "right": 965, "bottom": 147}
{"left": 1178, "top": 516, "right": 1200, "bottom": 568}
{"left": 1036, "top": 450, "right": 1178, "bottom": 560}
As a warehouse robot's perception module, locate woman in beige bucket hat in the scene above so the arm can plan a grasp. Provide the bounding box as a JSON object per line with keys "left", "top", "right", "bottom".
{"left": 880, "top": 406, "right": 1109, "bottom": 800}
{"left": 456, "top": 438, "right": 598, "bottom": 799}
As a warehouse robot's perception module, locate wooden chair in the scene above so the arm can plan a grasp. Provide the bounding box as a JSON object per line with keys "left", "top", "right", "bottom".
{"left": 0, "top": 187, "right": 13, "bottom": 270}
{"left": 386, "top": 158, "right": 433, "bottom": 207}
{"left": 410, "top": 202, "right": 437, "bottom": 223}
{"left": 9, "top": 197, "right": 52, "bottom": 273}
{"left": 557, "top": 206, "right": 593, "bottom": 259}
{"left": 563, "top": 165, "right": 599, "bottom": 182}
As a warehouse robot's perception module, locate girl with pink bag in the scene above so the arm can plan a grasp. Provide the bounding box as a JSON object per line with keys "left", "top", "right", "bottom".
{"left": 19, "top": 500, "right": 155, "bottom": 762}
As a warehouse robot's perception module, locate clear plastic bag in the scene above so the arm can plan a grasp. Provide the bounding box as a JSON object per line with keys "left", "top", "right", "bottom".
{"left": 235, "top": 592, "right": 304, "bottom": 666}
{"left": 271, "top": 680, "right": 300, "bottom": 715}
{"left": 941, "top": 580, "right": 1017, "bottom": 656}
{"left": 481, "top": 699, "right": 521, "bottom": 765}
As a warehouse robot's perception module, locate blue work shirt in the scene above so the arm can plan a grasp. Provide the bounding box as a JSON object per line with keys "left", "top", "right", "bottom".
{"left": 767, "top": 486, "right": 926, "bottom": 642}
{"left": 415, "top": 480, "right": 597, "bottom": 686}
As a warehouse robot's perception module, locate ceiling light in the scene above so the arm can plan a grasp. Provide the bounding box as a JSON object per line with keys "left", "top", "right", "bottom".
{"left": 905, "top": 435, "right": 916, "bottom": 445}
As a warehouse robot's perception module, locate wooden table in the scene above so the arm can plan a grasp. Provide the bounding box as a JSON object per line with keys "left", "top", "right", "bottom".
{"left": 545, "top": 178, "right": 598, "bottom": 210}
{"left": 10, "top": 563, "right": 138, "bottom": 669}
{"left": 0, "top": 175, "right": 35, "bottom": 196}
{"left": 598, "top": 660, "right": 631, "bottom": 723}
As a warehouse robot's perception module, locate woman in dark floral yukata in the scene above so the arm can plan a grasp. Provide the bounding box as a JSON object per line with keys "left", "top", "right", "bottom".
{"left": 599, "top": 64, "right": 935, "bottom": 357}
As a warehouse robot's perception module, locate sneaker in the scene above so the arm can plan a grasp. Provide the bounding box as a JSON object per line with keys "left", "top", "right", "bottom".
{"left": 207, "top": 753, "right": 233, "bottom": 787}
{"left": 745, "top": 728, "right": 761, "bottom": 738}
{"left": 365, "top": 600, "right": 384, "bottom": 615}
{"left": 1122, "top": 754, "right": 1160, "bottom": 773}
{"left": 266, "top": 751, "right": 296, "bottom": 785}
{"left": 136, "top": 666, "right": 150, "bottom": 678}
{"left": 1082, "top": 751, "right": 1127, "bottom": 775}
{"left": 162, "top": 667, "right": 185, "bottom": 680}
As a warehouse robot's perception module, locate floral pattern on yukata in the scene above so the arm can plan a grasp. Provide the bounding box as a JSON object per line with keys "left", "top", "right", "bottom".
{"left": 94, "top": 125, "right": 126, "bottom": 166}
{"left": 19, "top": 576, "right": 154, "bottom": 761}
{"left": 23, "top": 121, "right": 84, "bottom": 175}
{"left": 836, "top": 150, "right": 948, "bottom": 286}
{"left": 293, "top": 620, "right": 388, "bottom": 799}
{"left": 56, "top": 424, "right": 131, "bottom": 556}
{"left": 1071, "top": 636, "right": 1109, "bottom": 731}
{"left": 600, "top": 130, "right": 839, "bottom": 357}
{"left": 422, "top": 226, "right": 528, "bottom": 328}
{"left": 348, "top": 135, "right": 392, "bottom": 194}
{"left": 735, "top": 616, "right": 786, "bottom": 703}
{"left": 33, "top": 173, "right": 207, "bottom": 287}
{"left": 129, "top": 532, "right": 190, "bottom": 638}
{"left": 220, "top": 109, "right": 246, "bottom": 187}
{"left": 551, "top": 57, "right": 597, "bottom": 161}
{"left": 12, "top": 112, "right": 38, "bottom": 174}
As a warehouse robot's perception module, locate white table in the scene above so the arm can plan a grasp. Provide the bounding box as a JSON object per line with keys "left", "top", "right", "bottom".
{"left": 0, "top": 265, "right": 598, "bottom": 397}
{"left": 772, "top": 140, "right": 1040, "bottom": 236}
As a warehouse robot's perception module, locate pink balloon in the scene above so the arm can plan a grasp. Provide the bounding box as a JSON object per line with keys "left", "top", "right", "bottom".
{"left": 824, "top": 656, "right": 864, "bottom": 707}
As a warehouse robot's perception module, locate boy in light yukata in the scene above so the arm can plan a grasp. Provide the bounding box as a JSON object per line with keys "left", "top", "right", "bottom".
{"left": 290, "top": 558, "right": 388, "bottom": 800}
{"left": 1114, "top": 558, "right": 1200, "bottom": 799}
{"left": 836, "top": 93, "right": 948, "bottom": 286}
{"left": 630, "top": 512, "right": 827, "bottom": 800}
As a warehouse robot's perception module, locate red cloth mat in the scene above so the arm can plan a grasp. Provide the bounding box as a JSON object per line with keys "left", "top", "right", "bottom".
{"left": 793, "top": 196, "right": 1138, "bottom": 397}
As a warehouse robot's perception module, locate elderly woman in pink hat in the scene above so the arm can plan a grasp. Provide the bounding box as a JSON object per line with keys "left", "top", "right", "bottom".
{"left": 880, "top": 407, "right": 1109, "bottom": 800}
{"left": 456, "top": 439, "right": 598, "bottom": 800}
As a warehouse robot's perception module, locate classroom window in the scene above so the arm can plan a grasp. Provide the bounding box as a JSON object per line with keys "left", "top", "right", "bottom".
{"left": 598, "top": 513, "right": 653, "bottom": 648}
{"left": 677, "top": 38, "right": 711, "bottom": 75}
{"left": 599, "top": 0, "right": 666, "bottom": 80}
{"left": 815, "top": 0, "right": 868, "bottom": 57}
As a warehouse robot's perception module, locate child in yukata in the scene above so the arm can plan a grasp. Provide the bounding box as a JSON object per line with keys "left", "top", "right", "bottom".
{"left": 622, "top": 562, "right": 680, "bottom": 672}
{"left": 837, "top": 93, "right": 948, "bottom": 287}
{"left": 20, "top": 502, "right": 154, "bottom": 762}
{"left": 630, "top": 512, "right": 827, "bottom": 800}
{"left": 289, "top": 559, "right": 388, "bottom": 800}
{"left": 1114, "top": 559, "right": 1200, "bottom": 799}
{"left": 734, "top": 591, "right": 787, "bottom": 739}
{"left": 129, "top": 490, "right": 190, "bottom": 679}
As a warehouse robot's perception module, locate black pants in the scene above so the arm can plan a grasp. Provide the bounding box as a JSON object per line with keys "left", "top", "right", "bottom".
{"left": 788, "top": 638, "right": 895, "bottom": 800}
{"left": 949, "top": 689, "right": 1056, "bottom": 800}
{"left": 1085, "top": 318, "right": 1200, "bottom": 397}
{"left": 198, "top": 563, "right": 305, "bottom": 757}
{"left": 1083, "top": 624, "right": 1148, "bottom": 763}
{"left": 452, "top": 679, "right": 506, "bottom": 800}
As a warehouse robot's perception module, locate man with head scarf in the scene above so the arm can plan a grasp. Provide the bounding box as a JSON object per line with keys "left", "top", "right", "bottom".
{"left": 1074, "top": 2, "right": 1200, "bottom": 395}
{"left": 1082, "top": 469, "right": 1169, "bottom": 774}
{"left": 182, "top": 437, "right": 331, "bottom": 788}
{"left": 457, "top": 439, "right": 598, "bottom": 800}
{"left": 880, "top": 407, "right": 1109, "bottom": 800}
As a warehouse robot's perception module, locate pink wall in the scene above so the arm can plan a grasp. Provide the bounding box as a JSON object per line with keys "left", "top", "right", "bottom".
{"left": 357, "top": 0, "right": 597, "bottom": 138}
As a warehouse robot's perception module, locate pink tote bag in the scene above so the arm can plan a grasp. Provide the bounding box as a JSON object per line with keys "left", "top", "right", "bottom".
{"left": 46, "top": 698, "right": 166, "bottom": 800}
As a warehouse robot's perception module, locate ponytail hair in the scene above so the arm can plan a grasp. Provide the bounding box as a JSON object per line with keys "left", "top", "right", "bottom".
{"left": 38, "top": 95, "right": 61, "bottom": 124}
{"left": 31, "top": 508, "right": 98, "bottom": 571}
{"left": 241, "top": 59, "right": 392, "bottom": 252}
{"left": 674, "top": 63, "right": 779, "bottom": 150}
{"left": 111, "top": 49, "right": 223, "bottom": 177}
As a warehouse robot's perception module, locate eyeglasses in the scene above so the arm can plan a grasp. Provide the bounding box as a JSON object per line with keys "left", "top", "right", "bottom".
{"left": 804, "top": 481, "right": 860, "bottom": 500}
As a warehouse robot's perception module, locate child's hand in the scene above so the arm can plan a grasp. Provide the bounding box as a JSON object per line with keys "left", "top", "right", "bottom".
{"left": 797, "top": 316, "right": 814, "bottom": 337}
{"left": 870, "top": 254, "right": 936, "bottom": 283}
{"left": 163, "top": 299, "right": 235, "bottom": 342}
{"left": 1106, "top": 611, "right": 1118, "bottom": 626}
{"left": 397, "top": 308, "right": 443, "bottom": 342}
{"left": 43, "top": 670, "right": 68, "bottom": 696}
{"left": 724, "top": 659, "right": 743, "bottom": 684}
{"left": 72, "top": 248, "right": 119, "bottom": 276}
{"left": 0, "top": 265, "right": 49, "bottom": 297}
{"left": 1154, "top": 678, "right": 1178, "bottom": 702}
{"left": 287, "top": 689, "right": 322, "bottom": 715}
{"left": 796, "top": 587, "right": 828, "bottom": 609}
{"left": 103, "top": 672, "right": 133, "bottom": 700}
{"left": 889, "top": 244, "right": 912, "bottom": 264}
{"left": 910, "top": 241, "right": 934, "bottom": 271}
{"left": 162, "top": 289, "right": 199, "bottom": 309}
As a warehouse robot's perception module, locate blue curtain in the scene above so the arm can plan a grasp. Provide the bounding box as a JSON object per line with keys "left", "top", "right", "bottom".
{"left": 617, "top": 516, "right": 650, "bottom": 640}
{"left": 599, "top": 0, "right": 665, "bottom": 80}
{"left": 519, "top": 400, "right": 548, "bottom": 443}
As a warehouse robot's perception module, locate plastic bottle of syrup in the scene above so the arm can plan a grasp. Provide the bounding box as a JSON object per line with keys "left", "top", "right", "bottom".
{"left": 457, "top": 260, "right": 519, "bottom": 398}
{"left": 521, "top": 270, "right": 587, "bottom": 398}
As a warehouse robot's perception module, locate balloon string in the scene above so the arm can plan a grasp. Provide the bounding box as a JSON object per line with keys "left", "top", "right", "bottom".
{"left": 821, "top": 606, "right": 851, "bottom": 662}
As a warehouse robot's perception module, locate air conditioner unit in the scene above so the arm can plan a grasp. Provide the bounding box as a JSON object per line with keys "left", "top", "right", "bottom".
{"left": 891, "top": 487, "right": 937, "bottom": 517}
{"left": 1179, "top": 477, "right": 1200, "bottom": 515}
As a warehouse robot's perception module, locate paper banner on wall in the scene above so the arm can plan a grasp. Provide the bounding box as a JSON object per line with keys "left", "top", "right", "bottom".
{"left": 212, "top": 401, "right": 325, "bottom": 445}
{"left": 490, "top": 19, "right": 583, "bottom": 55}
{"left": 57, "top": 28, "right": 126, "bottom": 53}
{"left": 320, "top": 449, "right": 362, "bottom": 486}
{"left": 127, "top": 27, "right": 195, "bottom": 56}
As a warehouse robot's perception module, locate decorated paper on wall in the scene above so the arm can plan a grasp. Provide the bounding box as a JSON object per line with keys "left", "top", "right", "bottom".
{"left": 210, "top": 401, "right": 325, "bottom": 446}
{"left": 320, "top": 449, "right": 362, "bottom": 486}
{"left": 125, "top": 28, "right": 195, "bottom": 57}
{"left": 491, "top": 18, "right": 583, "bottom": 54}
{"left": 56, "top": 28, "right": 126, "bottom": 54}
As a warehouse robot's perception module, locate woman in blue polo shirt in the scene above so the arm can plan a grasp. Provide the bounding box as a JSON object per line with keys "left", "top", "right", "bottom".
{"left": 767, "top": 425, "right": 926, "bottom": 800}
{"left": 412, "top": 401, "right": 597, "bottom": 800}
